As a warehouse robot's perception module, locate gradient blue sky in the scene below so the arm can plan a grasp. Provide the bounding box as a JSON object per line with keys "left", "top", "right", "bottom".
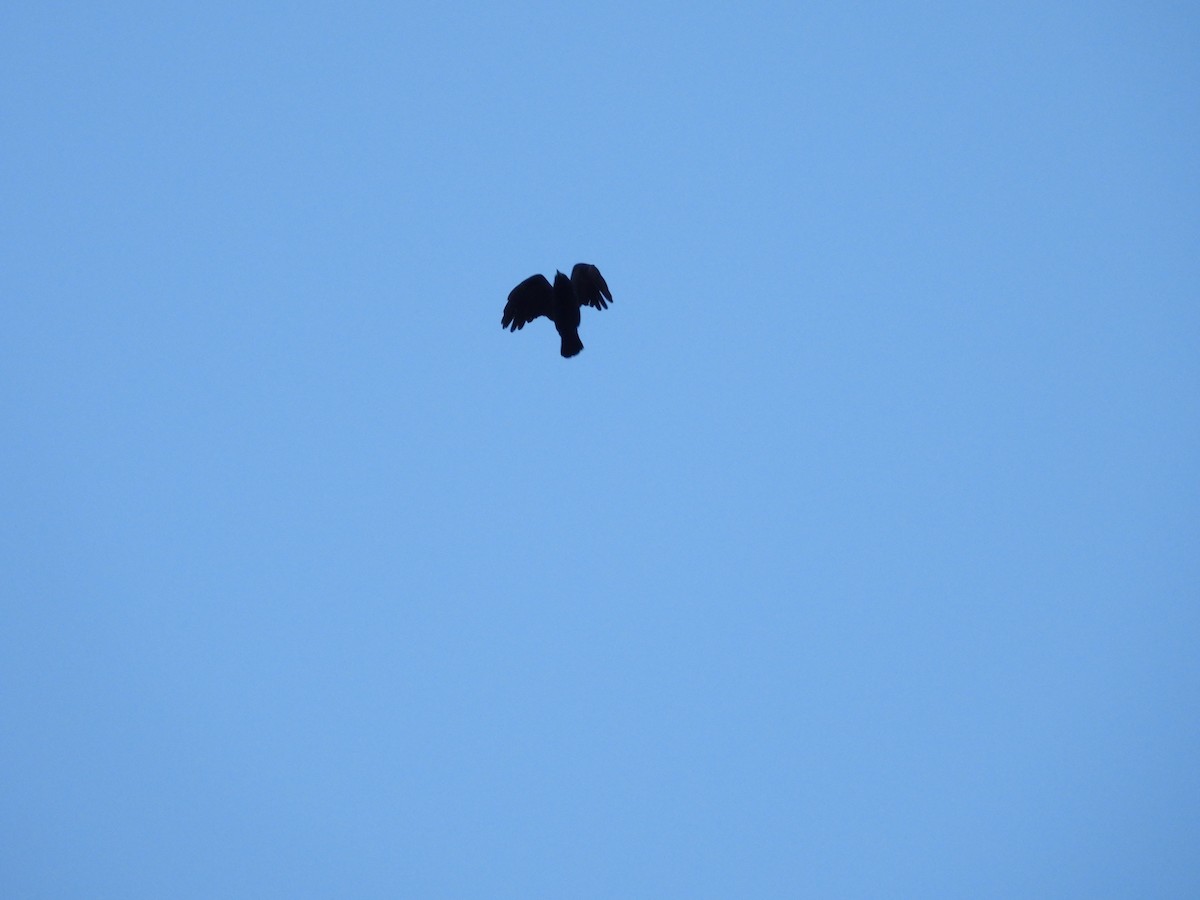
{"left": 3, "top": 2, "right": 1197, "bottom": 896}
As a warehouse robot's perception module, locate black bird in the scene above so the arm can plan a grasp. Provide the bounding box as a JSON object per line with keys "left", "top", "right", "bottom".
{"left": 501, "top": 263, "right": 613, "bottom": 358}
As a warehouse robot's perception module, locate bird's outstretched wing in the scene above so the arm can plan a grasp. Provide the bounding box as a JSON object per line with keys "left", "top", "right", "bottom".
{"left": 571, "top": 263, "right": 613, "bottom": 310}
{"left": 502, "top": 274, "right": 554, "bottom": 331}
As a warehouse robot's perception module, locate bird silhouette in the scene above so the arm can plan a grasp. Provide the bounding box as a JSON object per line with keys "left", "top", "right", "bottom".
{"left": 501, "top": 263, "right": 613, "bottom": 358}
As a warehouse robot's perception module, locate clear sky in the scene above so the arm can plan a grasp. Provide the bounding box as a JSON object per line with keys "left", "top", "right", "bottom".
{"left": 2, "top": 2, "right": 1197, "bottom": 897}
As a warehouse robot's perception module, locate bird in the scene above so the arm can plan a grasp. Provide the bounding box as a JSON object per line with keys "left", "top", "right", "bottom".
{"left": 501, "top": 263, "right": 613, "bottom": 358}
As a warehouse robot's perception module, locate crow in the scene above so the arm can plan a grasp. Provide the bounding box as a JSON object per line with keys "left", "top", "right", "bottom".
{"left": 501, "top": 263, "right": 613, "bottom": 358}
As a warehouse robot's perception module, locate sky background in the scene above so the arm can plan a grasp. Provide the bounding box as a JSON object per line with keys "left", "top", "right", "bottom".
{"left": 2, "top": 2, "right": 1198, "bottom": 896}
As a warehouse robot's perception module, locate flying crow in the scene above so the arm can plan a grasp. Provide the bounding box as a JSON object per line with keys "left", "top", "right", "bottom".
{"left": 501, "top": 263, "right": 613, "bottom": 358}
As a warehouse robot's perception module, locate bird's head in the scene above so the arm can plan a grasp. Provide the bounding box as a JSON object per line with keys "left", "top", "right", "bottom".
{"left": 553, "top": 271, "right": 571, "bottom": 290}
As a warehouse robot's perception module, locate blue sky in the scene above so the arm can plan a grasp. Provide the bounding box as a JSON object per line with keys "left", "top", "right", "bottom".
{"left": 2, "top": 2, "right": 1197, "bottom": 896}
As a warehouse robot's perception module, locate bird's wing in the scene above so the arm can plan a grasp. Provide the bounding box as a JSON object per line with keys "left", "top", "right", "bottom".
{"left": 570, "top": 263, "right": 613, "bottom": 311}
{"left": 502, "top": 274, "right": 554, "bottom": 331}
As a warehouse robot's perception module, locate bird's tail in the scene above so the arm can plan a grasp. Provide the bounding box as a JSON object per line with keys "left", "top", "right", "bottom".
{"left": 560, "top": 332, "right": 584, "bottom": 358}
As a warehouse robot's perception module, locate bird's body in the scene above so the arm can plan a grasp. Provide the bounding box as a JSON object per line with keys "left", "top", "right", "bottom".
{"left": 501, "top": 263, "right": 612, "bottom": 358}
{"left": 549, "top": 271, "right": 584, "bottom": 357}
